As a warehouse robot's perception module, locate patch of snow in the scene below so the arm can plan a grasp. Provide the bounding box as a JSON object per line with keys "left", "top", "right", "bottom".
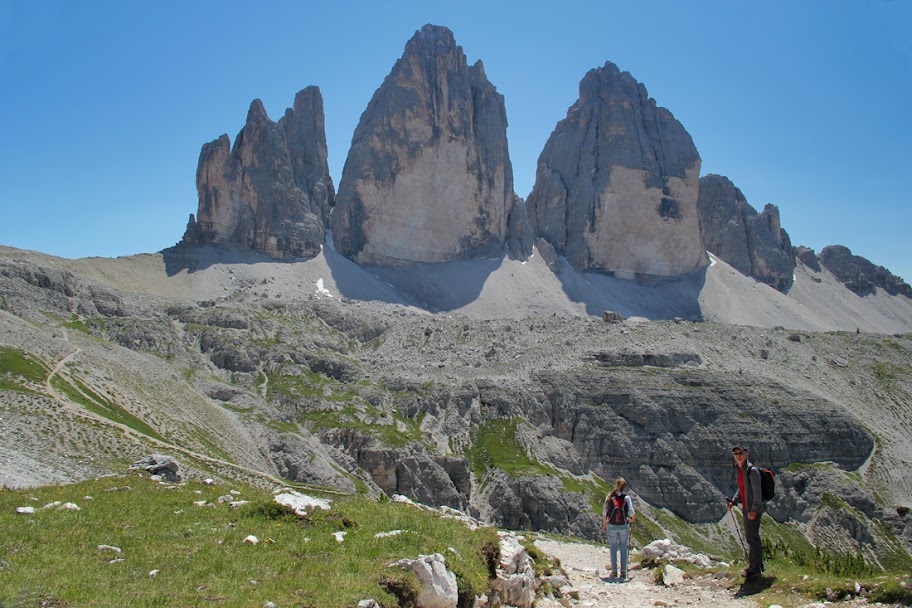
{"left": 315, "top": 278, "right": 332, "bottom": 296}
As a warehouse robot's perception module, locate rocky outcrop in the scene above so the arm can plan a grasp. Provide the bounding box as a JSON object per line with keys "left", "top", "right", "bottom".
{"left": 538, "top": 368, "right": 871, "bottom": 524}
{"left": 476, "top": 471, "right": 600, "bottom": 538}
{"left": 182, "top": 87, "right": 334, "bottom": 259}
{"left": 526, "top": 61, "right": 707, "bottom": 278}
{"left": 796, "top": 246, "right": 822, "bottom": 272}
{"left": 816, "top": 244, "right": 911, "bottom": 297}
{"left": 331, "top": 25, "right": 518, "bottom": 265}
{"left": 697, "top": 174, "right": 796, "bottom": 290}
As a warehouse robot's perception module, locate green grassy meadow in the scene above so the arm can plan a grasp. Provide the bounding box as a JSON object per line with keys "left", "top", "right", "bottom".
{"left": 0, "top": 476, "right": 498, "bottom": 607}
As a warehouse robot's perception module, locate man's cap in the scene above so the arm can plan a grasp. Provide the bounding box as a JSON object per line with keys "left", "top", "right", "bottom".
{"left": 731, "top": 445, "right": 748, "bottom": 452}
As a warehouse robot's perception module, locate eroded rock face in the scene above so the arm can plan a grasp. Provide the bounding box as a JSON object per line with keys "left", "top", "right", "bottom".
{"left": 526, "top": 62, "right": 707, "bottom": 278}
{"left": 182, "top": 87, "right": 334, "bottom": 259}
{"left": 697, "top": 174, "right": 796, "bottom": 290}
{"left": 331, "top": 25, "right": 517, "bottom": 265}
{"left": 796, "top": 246, "right": 822, "bottom": 272}
{"left": 816, "top": 245, "right": 911, "bottom": 297}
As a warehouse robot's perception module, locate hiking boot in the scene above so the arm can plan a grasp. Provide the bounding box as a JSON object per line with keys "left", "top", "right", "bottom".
{"left": 609, "top": 571, "right": 618, "bottom": 579}
{"left": 744, "top": 570, "right": 761, "bottom": 582}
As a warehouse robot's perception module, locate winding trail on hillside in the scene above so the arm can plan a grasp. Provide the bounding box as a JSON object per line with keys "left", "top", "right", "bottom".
{"left": 38, "top": 337, "right": 345, "bottom": 495}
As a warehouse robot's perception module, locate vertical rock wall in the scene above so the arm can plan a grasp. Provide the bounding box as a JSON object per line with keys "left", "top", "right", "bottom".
{"left": 331, "top": 25, "right": 517, "bottom": 265}
{"left": 526, "top": 62, "right": 707, "bottom": 278}
{"left": 183, "top": 87, "right": 334, "bottom": 259}
{"left": 697, "top": 174, "right": 796, "bottom": 291}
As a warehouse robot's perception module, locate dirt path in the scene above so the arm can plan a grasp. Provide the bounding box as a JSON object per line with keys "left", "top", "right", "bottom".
{"left": 534, "top": 538, "right": 761, "bottom": 608}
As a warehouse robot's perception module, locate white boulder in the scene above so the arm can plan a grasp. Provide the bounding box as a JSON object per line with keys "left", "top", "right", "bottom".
{"left": 274, "top": 491, "right": 332, "bottom": 516}
{"left": 393, "top": 553, "right": 458, "bottom": 608}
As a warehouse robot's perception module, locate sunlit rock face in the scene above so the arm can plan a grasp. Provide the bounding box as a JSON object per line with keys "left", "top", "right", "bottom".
{"left": 332, "top": 25, "right": 517, "bottom": 265}
{"left": 527, "top": 61, "right": 707, "bottom": 278}
{"left": 183, "top": 87, "right": 334, "bottom": 259}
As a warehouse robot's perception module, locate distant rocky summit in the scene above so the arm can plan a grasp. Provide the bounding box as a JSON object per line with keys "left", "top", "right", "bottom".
{"left": 170, "top": 24, "right": 909, "bottom": 299}
{"left": 813, "top": 244, "right": 911, "bottom": 297}
{"left": 526, "top": 62, "right": 707, "bottom": 278}
{"left": 182, "top": 87, "right": 334, "bottom": 259}
{"left": 697, "top": 174, "right": 796, "bottom": 291}
{"left": 331, "top": 25, "right": 523, "bottom": 265}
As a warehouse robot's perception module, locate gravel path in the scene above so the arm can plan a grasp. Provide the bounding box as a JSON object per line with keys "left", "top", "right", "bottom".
{"left": 534, "top": 538, "right": 760, "bottom": 608}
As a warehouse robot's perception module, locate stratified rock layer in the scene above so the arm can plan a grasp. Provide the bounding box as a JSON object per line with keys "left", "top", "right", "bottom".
{"left": 182, "top": 87, "right": 334, "bottom": 259}
{"left": 816, "top": 245, "right": 911, "bottom": 297}
{"left": 332, "top": 25, "right": 516, "bottom": 265}
{"left": 697, "top": 174, "right": 796, "bottom": 291}
{"left": 527, "top": 62, "right": 707, "bottom": 278}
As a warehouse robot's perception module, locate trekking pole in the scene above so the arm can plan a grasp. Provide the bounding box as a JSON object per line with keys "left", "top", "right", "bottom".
{"left": 729, "top": 505, "right": 748, "bottom": 561}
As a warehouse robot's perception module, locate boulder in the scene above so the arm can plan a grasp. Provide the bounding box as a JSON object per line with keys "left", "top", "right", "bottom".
{"left": 128, "top": 454, "right": 182, "bottom": 482}
{"left": 332, "top": 25, "right": 520, "bottom": 265}
{"left": 392, "top": 553, "right": 458, "bottom": 608}
{"left": 662, "top": 564, "right": 685, "bottom": 586}
{"left": 273, "top": 490, "right": 332, "bottom": 516}
{"left": 697, "top": 174, "right": 796, "bottom": 291}
{"left": 182, "top": 87, "right": 333, "bottom": 259}
{"left": 527, "top": 61, "right": 707, "bottom": 278}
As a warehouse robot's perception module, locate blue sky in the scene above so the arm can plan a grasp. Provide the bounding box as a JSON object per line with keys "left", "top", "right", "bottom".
{"left": 1, "top": 0, "right": 910, "bottom": 283}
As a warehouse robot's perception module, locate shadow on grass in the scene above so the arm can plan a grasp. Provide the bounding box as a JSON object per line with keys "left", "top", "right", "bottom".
{"left": 734, "top": 575, "right": 774, "bottom": 597}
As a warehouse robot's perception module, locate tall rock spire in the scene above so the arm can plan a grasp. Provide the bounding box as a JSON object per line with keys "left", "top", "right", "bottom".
{"left": 182, "top": 86, "right": 334, "bottom": 259}
{"left": 697, "top": 174, "right": 796, "bottom": 291}
{"left": 332, "top": 24, "right": 519, "bottom": 265}
{"left": 527, "top": 62, "right": 707, "bottom": 278}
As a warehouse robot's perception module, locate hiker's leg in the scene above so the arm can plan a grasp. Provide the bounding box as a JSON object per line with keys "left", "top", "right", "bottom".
{"left": 744, "top": 512, "right": 763, "bottom": 574}
{"left": 607, "top": 526, "right": 619, "bottom": 575}
{"left": 619, "top": 524, "right": 629, "bottom": 575}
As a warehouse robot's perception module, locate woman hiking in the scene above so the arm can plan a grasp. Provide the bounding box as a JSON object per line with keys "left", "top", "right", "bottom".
{"left": 602, "top": 477, "right": 636, "bottom": 581}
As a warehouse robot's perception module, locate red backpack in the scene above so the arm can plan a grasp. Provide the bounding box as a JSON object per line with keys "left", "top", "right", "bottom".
{"left": 606, "top": 493, "right": 628, "bottom": 525}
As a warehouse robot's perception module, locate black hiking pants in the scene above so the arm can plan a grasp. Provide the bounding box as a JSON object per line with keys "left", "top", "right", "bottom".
{"left": 743, "top": 510, "right": 763, "bottom": 575}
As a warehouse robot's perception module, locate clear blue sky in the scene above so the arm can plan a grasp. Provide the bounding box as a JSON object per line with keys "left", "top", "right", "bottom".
{"left": 2, "top": 0, "right": 910, "bottom": 283}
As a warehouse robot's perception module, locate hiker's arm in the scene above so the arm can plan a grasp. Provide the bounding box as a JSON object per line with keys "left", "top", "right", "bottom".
{"left": 626, "top": 496, "right": 636, "bottom": 522}
{"left": 747, "top": 467, "right": 763, "bottom": 514}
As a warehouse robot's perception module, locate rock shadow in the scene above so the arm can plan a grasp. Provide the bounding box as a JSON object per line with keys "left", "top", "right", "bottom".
{"left": 321, "top": 236, "right": 431, "bottom": 306}
{"left": 552, "top": 257, "right": 707, "bottom": 320}
{"left": 161, "top": 244, "right": 278, "bottom": 276}
{"left": 355, "top": 255, "right": 502, "bottom": 312}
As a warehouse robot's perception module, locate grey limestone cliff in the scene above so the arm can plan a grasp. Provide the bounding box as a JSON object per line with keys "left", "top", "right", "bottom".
{"left": 697, "top": 174, "right": 796, "bottom": 291}
{"left": 815, "top": 244, "right": 911, "bottom": 297}
{"left": 182, "top": 87, "right": 334, "bottom": 259}
{"left": 331, "top": 25, "right": 519, "bottom": 265}
{"left": 526, "top": 61, "right": 707, "bottom": 278}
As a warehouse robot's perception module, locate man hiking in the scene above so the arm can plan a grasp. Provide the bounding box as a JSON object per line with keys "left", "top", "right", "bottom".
{"left": 727, "top": 445, "right": 764, "bottom": 581}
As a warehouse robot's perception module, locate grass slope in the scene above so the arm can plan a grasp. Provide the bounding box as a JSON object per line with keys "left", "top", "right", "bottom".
{"left": 0, "top": 476, "right": 498, "bottom": 607}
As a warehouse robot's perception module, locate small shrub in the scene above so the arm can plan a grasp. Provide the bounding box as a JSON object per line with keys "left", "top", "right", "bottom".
{"left": 481, "top": 541, "right": 499, "bottom": 578}
{"left": 868, "top": 581, "right": 912, "bottom": 605}
{"left": 379, "top": 572, "right": 420, "bottom": 608}
{"left": 237, "top": 499, "right": 304, "bottom": 522}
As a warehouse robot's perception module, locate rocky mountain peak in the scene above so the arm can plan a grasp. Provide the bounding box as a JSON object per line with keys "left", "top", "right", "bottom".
{"left": 246, "top": 98, "right": 269, "bottom": 124}
{"left": 181, "top": 88, "right": 334, "bottom": 259}
{"left": 697, "top": 174, "right": 796, "bottom": 291}
{"left": 816, "top": 244, "right": 911, "bottom": 297}
{"left": 331, "top": 24, "right": 520, "bottom": 265}
{"left": 526, "top": 61, "right": 707, "bottom": 278}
